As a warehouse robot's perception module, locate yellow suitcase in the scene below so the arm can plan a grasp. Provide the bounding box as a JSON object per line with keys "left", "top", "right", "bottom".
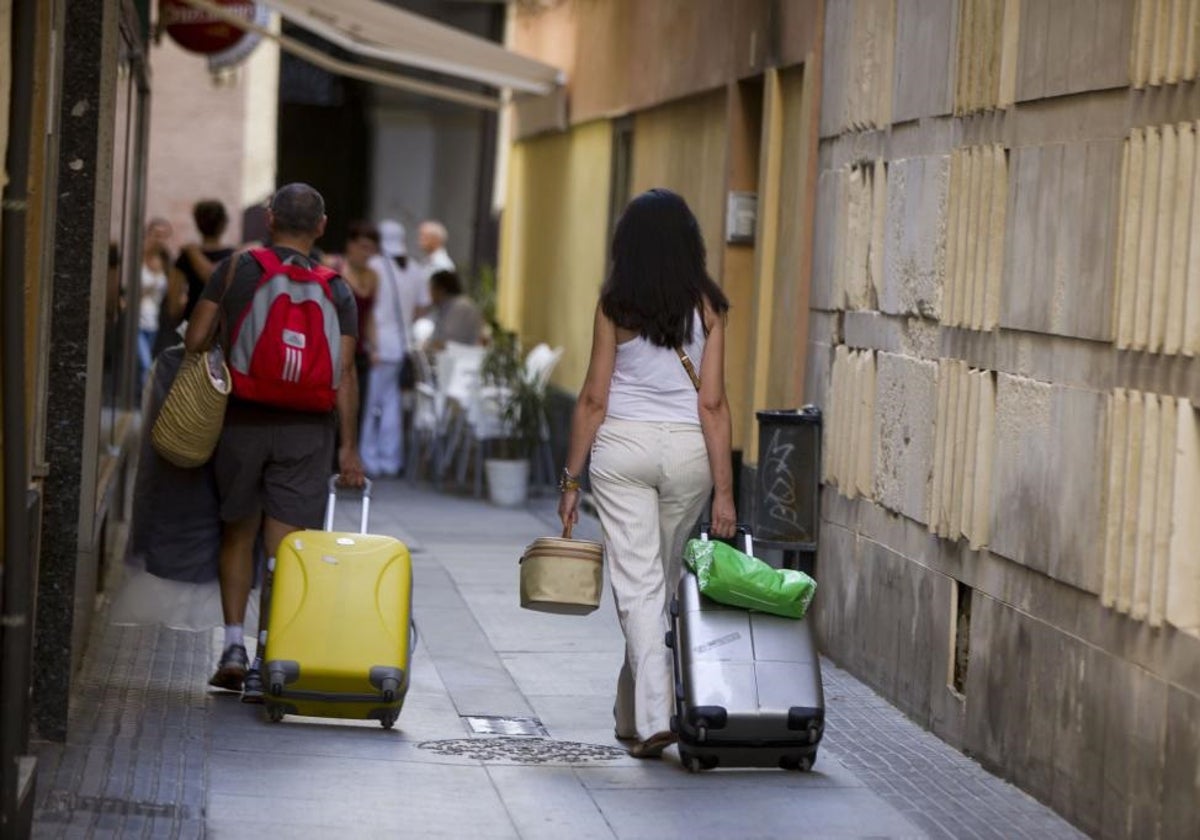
{"left": 262, "top": 477, "right": 413, "bottom": 728}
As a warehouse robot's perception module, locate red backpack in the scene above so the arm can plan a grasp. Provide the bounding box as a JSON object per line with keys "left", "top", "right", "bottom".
{"left": 227, "top": 248, "right": 342, "bottom": 412}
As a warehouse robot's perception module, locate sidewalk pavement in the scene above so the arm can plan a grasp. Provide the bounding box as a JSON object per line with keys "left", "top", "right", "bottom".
{"left": 31, "top": 479, "right": 1087, "bottom": 839}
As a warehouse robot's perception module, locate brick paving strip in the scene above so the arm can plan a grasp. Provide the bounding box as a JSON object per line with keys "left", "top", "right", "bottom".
{"left": 820, "top": 664, "right": 1085, "bottom": 840}
{"left": 32, "top": 624, "right": 209, "bottom": 839}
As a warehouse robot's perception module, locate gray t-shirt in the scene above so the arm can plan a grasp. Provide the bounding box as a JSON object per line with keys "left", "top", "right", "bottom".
{"left": 431, "top": 294, "right": 484, "bottom": 346}
{"left": 202, "top": 246, "right": 358, "bottom": 420}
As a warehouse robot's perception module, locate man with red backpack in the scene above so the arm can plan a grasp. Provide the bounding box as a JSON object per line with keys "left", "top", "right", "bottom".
{"left": 185, "top": 183, "right": 365, "bottom": 699}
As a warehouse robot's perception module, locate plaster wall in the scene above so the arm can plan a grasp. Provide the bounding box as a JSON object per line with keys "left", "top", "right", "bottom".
{"left": 630, "top": 91, "right": 728, "bottom": 287}
{"left": 510, "top": 0, "right": 821, "bottom": 128}
{"left": 145, "top": 31, "right": 281, "bottom": 245}
{"left": 497, "top": 121, "right": 611, "bottom": 390}
{"left": 766, "top": 67, "right": 818, "bottom": 411}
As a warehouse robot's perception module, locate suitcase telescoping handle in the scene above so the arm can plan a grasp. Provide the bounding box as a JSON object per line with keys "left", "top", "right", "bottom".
{"left": 699, "top": 522, "right": 753, "bottom": 557}
{"left": 324, "top": 475, "right": 373, "bottom": 534}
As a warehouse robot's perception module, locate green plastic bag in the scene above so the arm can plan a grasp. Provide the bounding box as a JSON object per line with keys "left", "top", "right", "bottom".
{"left": 683, "top": 538, "right": 816, "bottom": 620}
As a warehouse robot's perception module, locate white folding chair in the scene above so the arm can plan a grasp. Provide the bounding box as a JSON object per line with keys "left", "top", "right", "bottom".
{"left": 460, "top": 383, "right": 514, "bottom": 497}
{"left": 522, "top": 344, "right": 563, "bottom": 488}
{"left": 437, "top": 343, "right": 485, "bottom": 485}
{"left": 408, "top": 380, "right": 443, "bottom": 482}
{"left": 410, "top": 317, "right": 435, "bottom": 352}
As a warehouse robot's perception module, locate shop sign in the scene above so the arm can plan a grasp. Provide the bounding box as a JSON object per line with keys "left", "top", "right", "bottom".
{"left": 160, "top": 0, "right": 257, "bottom": 55}
{"left": 207, "top": 3, "right": 272, "bottom": 72}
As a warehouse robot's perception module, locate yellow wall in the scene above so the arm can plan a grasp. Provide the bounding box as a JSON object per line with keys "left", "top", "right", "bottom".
{"left": 629, "top": 90, "right": 727, "bottom": 283}
{"left": 768, "top": 65, "right": 817, "bottom": 410}
{"left": 498, "top": 119, "right": 613, "bottom": 390}
{"left": 744, "top": 64, "right": 819, "bottom": 463}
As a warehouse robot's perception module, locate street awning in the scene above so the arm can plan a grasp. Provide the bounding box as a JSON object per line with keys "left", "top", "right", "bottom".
{"left": 177, "top": 0, "right": 564, "bottom": 111}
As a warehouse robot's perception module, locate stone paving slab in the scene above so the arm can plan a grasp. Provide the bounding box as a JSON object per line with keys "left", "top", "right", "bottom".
{"left": 31, "top": 479, "right": 1087, "bottom": 839}
{"left": 587, "top": 786, "right": 924, "bottom": 839}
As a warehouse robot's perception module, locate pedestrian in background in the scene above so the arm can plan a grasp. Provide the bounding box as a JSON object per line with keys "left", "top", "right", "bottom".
{"left": 138, "top": 217, "right": 175, "bottom": 385}
{"left": 361, "top": 220, "right": 423, "bottom": 477}
{"left": 558, "top": 188, "right": 736, "bottom": 759}
{"left": 177, "top": 200, "right": 235, "bottom": 321}
{"left": 416, "top": 219, "right": 455, "bottom": 276}
{"left": 156, "top": 199, "right": 233, "bottom": 356}
{"left": 427, "top": 270, "right": 484, "bottom": 350}
{"left": 331, "top": 220, "right": 380, "bottom": 416}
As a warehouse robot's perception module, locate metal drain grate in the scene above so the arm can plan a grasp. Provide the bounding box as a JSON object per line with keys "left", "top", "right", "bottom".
{"left": 463, "top": 715, "right": 548, "bottom": 737}
{"left": 418, "top": 737, "right": 627, "bottom": 764}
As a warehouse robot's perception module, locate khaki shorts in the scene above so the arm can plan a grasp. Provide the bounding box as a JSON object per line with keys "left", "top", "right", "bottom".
{"left": 213, "top": 408, "right": 336, "bottom": 528}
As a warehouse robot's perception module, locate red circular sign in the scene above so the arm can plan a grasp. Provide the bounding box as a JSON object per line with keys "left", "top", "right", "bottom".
{"left": 160, "top": 0, "right": 257, "bottom": 55}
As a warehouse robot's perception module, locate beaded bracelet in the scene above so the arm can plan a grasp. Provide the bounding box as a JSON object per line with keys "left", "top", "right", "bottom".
{"left": 558, "top": 468, "right": 582, "bottom": 493}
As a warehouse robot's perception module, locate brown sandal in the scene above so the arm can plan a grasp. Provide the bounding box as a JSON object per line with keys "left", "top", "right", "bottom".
{"left": 628, "top": 730, "right": 676, "bottom": 758}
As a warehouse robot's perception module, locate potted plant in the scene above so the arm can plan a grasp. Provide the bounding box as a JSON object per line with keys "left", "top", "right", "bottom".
{"left": 479, "top": 327, "right": 546, "bottom": 506}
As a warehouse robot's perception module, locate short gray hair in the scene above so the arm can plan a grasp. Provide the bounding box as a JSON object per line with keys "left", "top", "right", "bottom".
{"left": 421, "top": 220, "right": 448, "bottom": 245}
{"left": 270, "top": 183, "right": 325, "bottom": 235}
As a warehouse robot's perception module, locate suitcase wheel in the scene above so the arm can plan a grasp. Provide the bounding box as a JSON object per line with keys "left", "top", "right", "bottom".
{"left": 267, "top": 705, "right": 285, "bottom": 724}
{"left": 268, "top": 668, "right": 285, "bottom": 697}
{"left": 680, "top": 751, "right": 718, "bottom": 773}
{"left": 380, "top": 710, "right": 398, "bottom": 730}
{"left": 780, "top": 753, "right": 814, "bottom": 772}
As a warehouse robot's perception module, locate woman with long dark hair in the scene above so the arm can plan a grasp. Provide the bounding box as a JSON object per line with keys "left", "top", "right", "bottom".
{"left": 559, "top": 188, "right": 737, "bottom": 758}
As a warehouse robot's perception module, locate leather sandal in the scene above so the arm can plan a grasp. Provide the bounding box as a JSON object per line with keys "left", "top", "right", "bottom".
{"left": 628, "top": 731, "right": 676, "bottom": 758}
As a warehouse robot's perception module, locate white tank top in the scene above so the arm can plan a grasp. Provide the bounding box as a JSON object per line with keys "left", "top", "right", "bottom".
{"left": 607, "top": 313, "right": 706, "bottom": 424}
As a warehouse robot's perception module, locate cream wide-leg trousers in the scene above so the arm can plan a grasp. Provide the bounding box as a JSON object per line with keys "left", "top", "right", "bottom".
{"left": 589, "top": 417, "right": 713, "bottom": 740}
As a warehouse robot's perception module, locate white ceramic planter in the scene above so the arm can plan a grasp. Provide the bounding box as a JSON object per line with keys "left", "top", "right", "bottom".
{"left": 485, "top": 458, "right": 531, "bottom": 507}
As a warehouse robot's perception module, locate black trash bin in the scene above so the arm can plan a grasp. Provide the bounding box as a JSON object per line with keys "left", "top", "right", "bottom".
{"left": 753, "top": 406, "right": 822, "bottom": 552}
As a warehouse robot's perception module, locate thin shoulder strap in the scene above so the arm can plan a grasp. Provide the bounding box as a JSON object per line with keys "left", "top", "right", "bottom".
{"left": 677, "top": 348, "right": 700, "bottom": 391}
{"left": 675, "top": 305, "right": 705, "bottom": 391}
{"left": 203, "top": 251, "right": 242, "bottom": 351}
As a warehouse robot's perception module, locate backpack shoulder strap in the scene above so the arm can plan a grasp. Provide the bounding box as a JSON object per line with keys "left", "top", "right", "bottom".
{"left": 249, "top": 246, "right": 282, "bottom": 275}
{"left": 251, "top": 246, "right": 336, "bottom": 293}
{"left": 310, "top": 263, "right": 338, "bottom": 283}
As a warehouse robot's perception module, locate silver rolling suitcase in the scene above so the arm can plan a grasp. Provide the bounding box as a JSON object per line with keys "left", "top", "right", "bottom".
{"left": 668, "top": 527, "right": 825, "bottom": 772}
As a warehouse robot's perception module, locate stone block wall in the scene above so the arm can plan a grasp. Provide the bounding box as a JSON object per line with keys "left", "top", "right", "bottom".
{"left": 1131, "top": 0, "right": 1200, "bottom": 90}
{"left": 1103, "top": 390, "right": 1200, "bottom": 629}
{"left": 808, "top": 1, "right": 1200, "bottom": 836}
{"left": 1114, "top": 122, "right": 1200, "bottom": 353}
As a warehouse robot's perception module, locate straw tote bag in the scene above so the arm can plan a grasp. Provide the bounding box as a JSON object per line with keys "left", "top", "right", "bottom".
{"left": 519, "top": 523, "right": 605, "bottom": 614}
{"left": 150, "top": 255, "right": 238, "bottom": 468}
{"left": 151, "top": 347, "right": 231, "bottom": 468}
